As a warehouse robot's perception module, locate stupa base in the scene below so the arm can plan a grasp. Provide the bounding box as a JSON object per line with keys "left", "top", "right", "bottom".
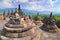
{"left": 34, "top": 21, "right": 43, "bottom": 26}
{"left": 0, "top": 36, "right": 31, "bottom": 40}
{"left": 40, "top": 25, "right": 59, "bottom": 33}
{"left": 0, "top": 32, "right": 40, "bottom": 40}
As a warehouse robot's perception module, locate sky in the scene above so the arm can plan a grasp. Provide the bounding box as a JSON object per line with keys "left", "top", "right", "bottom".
{"left": 0, "top": 0, "right": 60, "bottom": 12}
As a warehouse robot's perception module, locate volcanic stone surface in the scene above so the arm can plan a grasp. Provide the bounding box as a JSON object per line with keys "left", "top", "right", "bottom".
{"left": 41, "top": 12, "right": 59, "bottom": 33}
{"left": 0, "top": 16, "right": 41, "bottom": 40}
{"left": 0, "top": 18, "right": 60, "bottom": 40}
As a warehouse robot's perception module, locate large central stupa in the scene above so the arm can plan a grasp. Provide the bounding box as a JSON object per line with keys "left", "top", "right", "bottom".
{"left": 0, "top": 4, "right": 40, "bottom": 40}
{"left": 17, "top": 4, "right": 24, "bottom": 17}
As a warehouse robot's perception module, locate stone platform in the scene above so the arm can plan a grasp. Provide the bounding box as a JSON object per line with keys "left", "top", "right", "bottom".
{"left": 0, "top": 20, "right": 60, "bottom": 40}
{"left": 0, "top": 20, "right": 41, "bottom": 40}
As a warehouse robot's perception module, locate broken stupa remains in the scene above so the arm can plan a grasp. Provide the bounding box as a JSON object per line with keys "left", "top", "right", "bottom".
{"left": 0, "top": 4, "right": 40, "bottom": 40}
{"left": 41, "top": 12, "right": 59, "bottom": 33}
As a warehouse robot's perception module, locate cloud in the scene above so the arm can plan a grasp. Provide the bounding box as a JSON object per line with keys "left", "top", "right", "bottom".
{"left": 25, "top": 4, "right": 45, "bottom": 11}
{"left": 52, "top": 0, "right": 58, "bottom": 3}
{"left": 14, "top": 0, "right": 28, "bottom": 3}
{"left": 48, "top": 0, "right": 60, "bottom": 12}
{"left": 0, "top": 0, "right": 60, "bottom": 12}
{"left": 24, "top": 0, "right": 53, "bottom": 11}
{"left": 53, "top": 6, "right": 60, "bottom": 12}
{"left": 0, "top": 0, "right": 13, "bottom": 8}
{"left": 0, "top": 0, "right": 29, "bottom": 9}
{"left": 24, "top": 0, "right": 60, "bottom": 12}
{"left": 25, "top": 4, "right": 52, "bottom": 11}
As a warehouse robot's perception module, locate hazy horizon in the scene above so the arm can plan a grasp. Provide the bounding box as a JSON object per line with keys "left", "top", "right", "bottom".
{"left": 0, "top": 0, "right": 60, "bottom": 15}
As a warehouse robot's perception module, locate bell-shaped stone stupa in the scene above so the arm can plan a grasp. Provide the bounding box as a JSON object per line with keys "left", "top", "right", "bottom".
{"left": 41, "top": 12, "right": 59, "bottom": 33}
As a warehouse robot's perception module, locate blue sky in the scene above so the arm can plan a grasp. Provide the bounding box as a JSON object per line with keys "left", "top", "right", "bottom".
{"left": 0, "top": 0, "right": 60, "bottom": 12}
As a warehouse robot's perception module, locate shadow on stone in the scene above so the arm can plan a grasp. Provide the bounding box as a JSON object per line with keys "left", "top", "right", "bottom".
{"left": 40, "top": 24, "right": 59, "bottom": 33}
{"left": 0, "top": 30, "right": 2, "bottom": 36}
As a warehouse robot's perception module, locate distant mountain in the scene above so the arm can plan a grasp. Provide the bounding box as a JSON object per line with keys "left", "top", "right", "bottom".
{"left": 0, "top": 8, "right": 60, "bottom": 15}
{"left": 0, "top": 8, "right": 15, "bottom": 14}
{"left": 0, "top": 8, "right": 38, "bottom": 15}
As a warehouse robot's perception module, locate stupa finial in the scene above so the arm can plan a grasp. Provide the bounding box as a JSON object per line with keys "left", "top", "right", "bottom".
{"left": 50, "top": 12, "right": 53, "bottom": 17}
{"left": 18, "top": 4, "right": 20, "bottom": 10}
{"left": 37, "top": 12, "right": 39, "bottom": 16}
{"left": 3, "top": 10, "right": 5, "bottom": 15}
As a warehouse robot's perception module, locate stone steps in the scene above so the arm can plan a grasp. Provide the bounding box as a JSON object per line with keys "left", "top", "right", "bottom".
{"left": 2, "top": 29, "right": 35, "bottom": 38}
{"left": 5, "top": 23, "right": 24, "bottom": 28}
{"left": 1, "top": 36, "right": 32, "bottom": 40}
{"left": 3, "top": 25, "right": 34, "bottom": 33}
